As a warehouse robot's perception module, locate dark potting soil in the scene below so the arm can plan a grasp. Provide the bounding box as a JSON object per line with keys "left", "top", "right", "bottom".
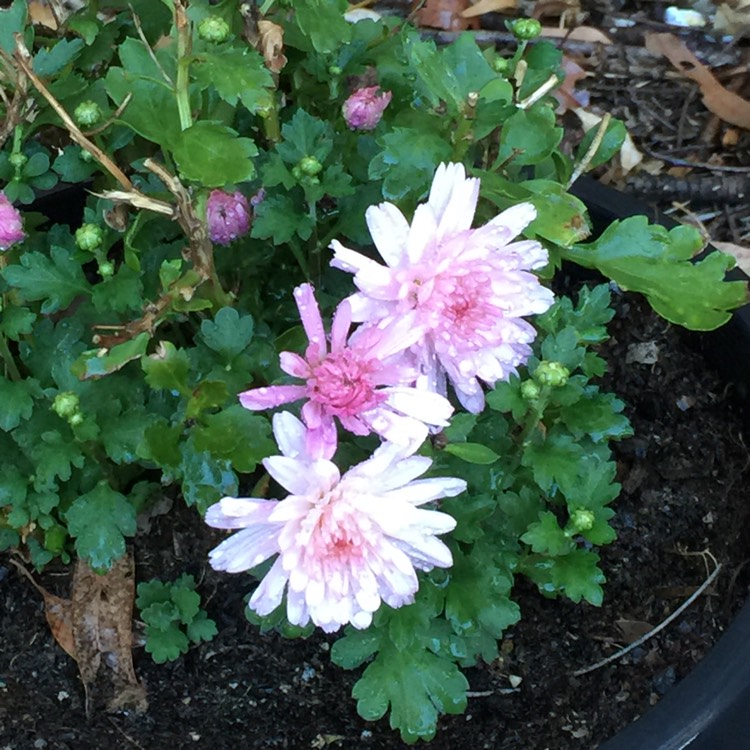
{"left": 2, "top": 289, "right": 750, "bottom": 750}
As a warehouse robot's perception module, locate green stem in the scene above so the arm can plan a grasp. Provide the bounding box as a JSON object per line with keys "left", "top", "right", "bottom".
{"left": 261, "top": 95, "right": 281, "bottom": 144}
{"left": 0, "top": 334, "right": 21, "bottom": 382}
{"left": 175, "top": 5, "right": 192, "bottom": 131}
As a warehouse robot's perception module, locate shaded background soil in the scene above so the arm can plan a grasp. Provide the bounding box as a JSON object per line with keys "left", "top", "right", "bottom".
{"left": 4, "top": 3, "right": 750, "bottom": 749}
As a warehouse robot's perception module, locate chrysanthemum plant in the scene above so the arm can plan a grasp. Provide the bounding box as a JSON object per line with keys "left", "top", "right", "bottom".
{"left": 0, "top": 0, "right": 746, "bottom": 741}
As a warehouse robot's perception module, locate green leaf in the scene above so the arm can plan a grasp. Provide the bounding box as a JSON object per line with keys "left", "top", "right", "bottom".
{"left": 353, "top": 644, "right": 468, "bottom": 743}
{"left": 66, "top": 483, "right": 137, "bottom": 569}
{"left": 522, "top": 428, "right": 584, "bottom": 498}
{"left": 0, "top": 377, "right": 35, "bottom": 431}
{"left": 101, "top": 405, "right": 158, "bottom": 464}
{"left": 497, "top": 106, "right": 562, "bottom": 167}
{"left": 251, "top": 193, "right": 315, "bottom": 243}
{"left": 33, "top": 39, "right": 84, "bottom": 77}
{"left": 144, "top": 623, "right": 190, "bottom": 663}
{"left": 72, "top": 333, "right": 151, "bottom": 380}
{"left": 532, "top": 548, "right": 606, "bottom": 605}
{"left": 563, "top": 218, "right": 749, "bottom": 330}
{"left": 276, "top": 109, "right": 334, "bottom": 166}
{"left": 52, "top": 146, "right": 99, "bottom": 182}
{"left": 171, "top": 586, "right": 200, "bottom": 624}
{"left": 172, "top": 122, "right": 258, "bottom": 186}
{"left": 91, "top": 268, "right": 144, "bottom": 314}
{"left": 443, "top": 442, "right": 499, "bottom": 465}
{"left": 295, "top": 0, "right": 351, "bottom": 53}
{"left": 445, "top": 546, "right": 520, "bottom": 640}
{"left": 575, "top": 117, "right": 627, "bottom": 171}
{"left": 179, "top": 435, "right": 238, "bottom": 512}
{"left": 560, "top": 390, "right": 632, "bottom": 442}
{"left": 136, "top": 578, "right": 171, "bottom": 608}
{"left": 105, "top": 67, "right": 181, "bottom": 145}
{"left": 3, "top": 248, "right": 91, "bottom": 314}
{"left": 143, "top": 601, "right": 179, "bottom": 630}
{"left": 200, "top": 307, "right": 254, "bottom": 361}
{"left": 486, "top": 375, "right": 527, "bottom": 420}
{"left": 521, "top": 180, "right": 591, "bottom": 247}
{"left": 192, "top": 48, "right": 274, "bottom": 113}
{"left": 369, "top": 127, "right": 452, "bottom": 201}
{"left": 0, "top": 1, "right": 27, "bottom": 56}
{"left": 192, "top": 406, "right": 274, "bottom": 473}
{"left": 142, "top": 342, "right": 191, "bottom": 394}
{"left": 186, "top": 610, "right": 218, "bottom": 644}
{"left": 331, "top": 628, "right": 381, "bottom": 669}
{"left": 0, "top": 306, "right": 36, "bottom": 340}
{"left": 521, "top": 511, "right": 575, "bottom": 555}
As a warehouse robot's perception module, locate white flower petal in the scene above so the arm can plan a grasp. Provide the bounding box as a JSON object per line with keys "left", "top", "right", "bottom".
{"left": 365, "top": 202, "right": 410, "bottom": 267}
{"left": 204, "top": 496, "right": 277, "bottom": 529}
{"left": 383, "top": 386, "right": 453, "bottom": 425}
{"left": 209, "top": 526, "right": 280, "bottom": 573}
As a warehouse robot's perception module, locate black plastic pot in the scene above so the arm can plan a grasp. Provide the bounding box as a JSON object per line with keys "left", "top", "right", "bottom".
{"left": 571, "top": 178, "right": 750, "bottom": 750}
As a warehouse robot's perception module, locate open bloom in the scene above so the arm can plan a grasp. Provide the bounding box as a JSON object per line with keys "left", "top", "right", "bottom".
{"left": 206, "top": 189, "right": 250, "bottom": 245}
{"left": 206, "top": 412, "right": 465, "bottom": 632}
{"left": 342, "top": 86, "right": 392, "bottom": 131}
{"left": 239, "top": 283, "right": 453, "bottom": 455}
{"left": 330, "top": 162, "right": 554, "bottom": 413}
{"left": 0, "top": 193, "right": 25, "bottom": 250}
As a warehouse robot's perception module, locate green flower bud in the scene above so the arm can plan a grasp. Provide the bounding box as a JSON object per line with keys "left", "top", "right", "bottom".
{"left": 74, "top": 100, "right": 102, "bottom": 127}
{"left": 98, "top": 260, "right": 115, "bottom": 278}
{"left": 198, "top": 15, "right": 230, "bottom": 43}
{"left": 9, "top": 152, "right": 28, "bottom": 170}
{"left": 569, "top": 507, "right": 595, "bottom": 532}
{"left": 75, "top": 223, "right": 103, "bottom": 252}
{"left": 291, "top": 165, "right": 304, "bottom": 181}
{"left": 69, "top": 412, "right": 84, "bottom": 427}
{"left": 328, "top": 65, "right": 343, "bottom": 76}
{"left": 298, "top": 156, "right": 323, "bottom": 177}
{"left": 534, "top": 361, "right": 570, "bottom": 388}
{"left": 79, "top": 148, "right": 94, "bottom": 163}
{"left": 520, "top": 380, "right": 541, "bottom": 401}
{"left": 44, "top": 524, "right": 67, "bottom": 554}
{"left": 52, "top": 392, "right": 80, "bottom": 419}
{"left": 510, "top": 18, "right": 542, "bottom": 41}
{"left": 493, "top": 57, "right": 511, "bottom": 74}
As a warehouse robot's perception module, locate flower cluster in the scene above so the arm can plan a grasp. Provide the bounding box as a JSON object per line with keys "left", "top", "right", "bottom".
{"left": 206, "top": 163, "right": 553, "bottom": 632}
{"left": 0, "top": 192, "right": 25, "bottom": 250}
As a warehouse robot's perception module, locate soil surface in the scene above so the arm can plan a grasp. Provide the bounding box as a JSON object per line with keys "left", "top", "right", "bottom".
{"left": 4, "top": 4, "right": 750, "bottom": 750}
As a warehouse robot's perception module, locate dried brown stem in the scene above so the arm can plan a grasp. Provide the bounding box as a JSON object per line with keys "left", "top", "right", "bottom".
{"left": 12, "top": 34, "right": 133, "bottom": 191}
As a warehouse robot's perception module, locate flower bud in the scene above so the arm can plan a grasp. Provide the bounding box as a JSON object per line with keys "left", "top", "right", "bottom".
{"left": 69, "top": 412, "right": 85, "bottom": 427}
{"left": 342, "top": 86, "right": 392, "bottom": 131}
{"left": 74, "top": 100, "right": 102, "bottom": 127}
{"left": 569, "top": 507, "right": 595, "bottom": 532}
{"left": 493, "top": 57, "right": 511, "bottom": 74}
{"left": 206, "top": 189, "right": 251, "bottom": 246}
{"left": 520, "top": 380, "right": 541, "bottom": 401}
{"left": 75, "top": 223, "right": 103, "bottom": 252}
{"left": 534, "top": 361, "right": 569, "bottom": 388}
{"left": 0, "top": 192, "right": 25, "bottom": 251}
{"left": 510, "top": 18, "right": 542, "bottom": 40}
{"left": 298, "top": 156, "right": 322, "bottom": 177}
{"left": 98, "top": 260, "right": 115, "bottom": 278}
{"left": 9, "top": 152, "right": 28, "bottom": 170}
{"left": 52, "top": 392, "right": 80, "bottom": 419}
{"left": 198, "top": 15, "right": 230, "bottom": 43}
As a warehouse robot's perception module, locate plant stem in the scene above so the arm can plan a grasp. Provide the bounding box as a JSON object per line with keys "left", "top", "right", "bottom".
{"left": 174, "top": 2, "right": 192, "bottom": 131}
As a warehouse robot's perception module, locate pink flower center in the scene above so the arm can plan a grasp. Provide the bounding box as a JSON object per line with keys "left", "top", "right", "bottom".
{"left": 308, "top": 350, "right": 384, "bottom": 416}
{"left": 406, "top": 265, "right": 501, "bottom": 353}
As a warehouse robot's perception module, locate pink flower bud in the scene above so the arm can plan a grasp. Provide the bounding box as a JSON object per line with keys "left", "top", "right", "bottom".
{"left": 206, "top": 190, "right": 251, "bottom": 246}
{"left": 0, "top": 192, "right": 25, "bottom": 251}
{"left": 342, "top": 86, "right": 392, "bottom": 131}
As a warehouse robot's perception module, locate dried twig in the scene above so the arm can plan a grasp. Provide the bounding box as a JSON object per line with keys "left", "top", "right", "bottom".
{"left": 569, "top": 113, "right": 611, "bottom": 188}
{"left": 572, "top": 560, "right": 722, "bottom": 677}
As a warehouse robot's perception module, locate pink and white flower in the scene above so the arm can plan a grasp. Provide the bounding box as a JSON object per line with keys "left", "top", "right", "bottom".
{"left": 239, "top": 283, "right": 453, "bottom": 455}
{"left": 0, "top": 192, "right": 24, "bottom": 250}
{"left": 206, "top": 412, "right": 465, "bottom": 633}
{"left": 330, "top": 162, "right": 555, "bottom": 413}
